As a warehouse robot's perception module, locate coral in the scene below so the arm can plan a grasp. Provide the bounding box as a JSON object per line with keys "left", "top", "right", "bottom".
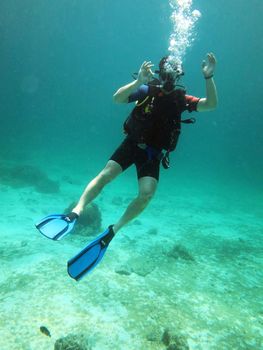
{"left": 161, "top": 328, "right": 189, "bottom": 350}
{"left": 0, "top": 164, "right": 59, "bottom": 193}
{"left": 65, "top": 202, "right": 102, "bottom": 235}
{"left": 217, "top": 239, "right": 257, "bottom": 261}
{"left": 2, "top": 274, "right": 35, "bottom": 294}
{"left": 147, "top": 227, "right": 158, "bottom": 235}
{"left": 54, "top": 333, "right": 91, "bottom": 350}
{"left": 115, "top": 264, "right": 133, "bottom": 276}
{"left": 167, "top": 343, "right": 189, "bottom": 350}
{"left": 146, "top": 330, "right": 160, "bottom": 342}
{"left": 167, "top": 244, "right": 195, "bottom": 262}
{"left": 162, "top": 328, "right": 171, "bottom": 346}
{"left": 0, "top": 241, "right": 28, "bottom": 261}
{"left": 132, "top": 219, "right": 142, "bottom": 226}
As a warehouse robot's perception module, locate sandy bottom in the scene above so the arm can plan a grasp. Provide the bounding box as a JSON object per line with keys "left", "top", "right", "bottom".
{"left": 0, "top": 161, "right": 262, "bottom": 350}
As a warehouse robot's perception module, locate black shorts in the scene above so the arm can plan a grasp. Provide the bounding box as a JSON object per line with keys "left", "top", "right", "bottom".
{"left": 109, "top": 137, "right": 161, "bottom": 180}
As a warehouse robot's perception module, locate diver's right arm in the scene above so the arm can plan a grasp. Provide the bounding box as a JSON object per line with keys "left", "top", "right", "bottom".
{"left": 113, "top": 79, "right": 142, "bottom": 104}
{"left": 113, "top": 61, "right": 154, "bottom": 104}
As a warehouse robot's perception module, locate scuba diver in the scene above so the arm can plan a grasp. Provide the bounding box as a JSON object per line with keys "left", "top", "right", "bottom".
{"left": 36, "top": 53, "right": 218, "bottom": 280}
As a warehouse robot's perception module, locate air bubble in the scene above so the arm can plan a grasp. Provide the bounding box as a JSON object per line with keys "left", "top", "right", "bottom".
{"left": 167, "top": 0, "right": 201, "bottom": 70}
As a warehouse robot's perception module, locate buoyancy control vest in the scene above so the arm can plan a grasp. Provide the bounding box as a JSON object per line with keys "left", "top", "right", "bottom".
{"left": 123, "top": 83, "right": 191, "bottom": 152}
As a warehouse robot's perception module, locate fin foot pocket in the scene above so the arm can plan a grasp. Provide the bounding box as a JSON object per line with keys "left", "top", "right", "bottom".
{"left": 65, "top": 212, "right": 79, "bottom": 222}
{"left": 67, "top": 225, "right": 115, "bottom": 281}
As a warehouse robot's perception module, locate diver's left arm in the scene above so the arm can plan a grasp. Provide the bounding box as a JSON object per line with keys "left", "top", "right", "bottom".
{"left": 197, "top": 53, "right": 218, "bottom": 112}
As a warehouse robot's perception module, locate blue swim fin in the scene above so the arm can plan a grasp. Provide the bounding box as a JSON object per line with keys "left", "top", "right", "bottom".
{"left": 67, "top": 225, "right": 115, "bottom": 281}
{"left": 35, "top": 212, "right": 78, "bottom": 240}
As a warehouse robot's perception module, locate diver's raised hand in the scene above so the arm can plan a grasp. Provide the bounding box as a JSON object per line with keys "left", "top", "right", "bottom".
{"left": 202, "top": 53, "right": 216, "bottom": 79}
{"left": 137, "top": 61, "right": 154, "bottom": 84}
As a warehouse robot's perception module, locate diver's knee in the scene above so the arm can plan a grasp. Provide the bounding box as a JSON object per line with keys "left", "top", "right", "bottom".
{"left": 99, "top": 168, "right": 116, "bottom": 186}
{"left": 138, "top": 190, "right": 155, "bottom": 204}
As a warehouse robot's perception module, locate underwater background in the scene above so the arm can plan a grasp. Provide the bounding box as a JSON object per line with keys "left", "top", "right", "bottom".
{"left": 0, "top": 0, "right": 262, "bottom": 349}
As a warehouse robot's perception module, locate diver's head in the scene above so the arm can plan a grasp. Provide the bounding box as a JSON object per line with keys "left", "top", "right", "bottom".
{"left": 157, "top": 56, "right": 184, "bottom": 93}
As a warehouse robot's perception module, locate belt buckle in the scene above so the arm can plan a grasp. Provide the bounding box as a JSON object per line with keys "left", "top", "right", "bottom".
{"left": 137, "top": 143, "right": 147, "bottom": 150}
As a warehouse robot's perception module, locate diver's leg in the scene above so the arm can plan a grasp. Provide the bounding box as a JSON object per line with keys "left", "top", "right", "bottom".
{"left": 72, "top": 160, "right": 122, "bottom": 216}
{"left": 113, "top": 176, "right": 158, "bottom": 233}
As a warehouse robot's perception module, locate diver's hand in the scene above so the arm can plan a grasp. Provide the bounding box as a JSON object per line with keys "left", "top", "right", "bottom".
{"left": 202, "top": 53, "right": 216, "bottom": 78}
{"left": 137, "top": 61, "right": 154, "bottom": 84}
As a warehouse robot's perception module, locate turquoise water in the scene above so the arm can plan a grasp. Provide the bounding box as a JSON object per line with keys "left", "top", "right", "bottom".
{"left": 0, "top": 1, "right": 262, "bottom": 349}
